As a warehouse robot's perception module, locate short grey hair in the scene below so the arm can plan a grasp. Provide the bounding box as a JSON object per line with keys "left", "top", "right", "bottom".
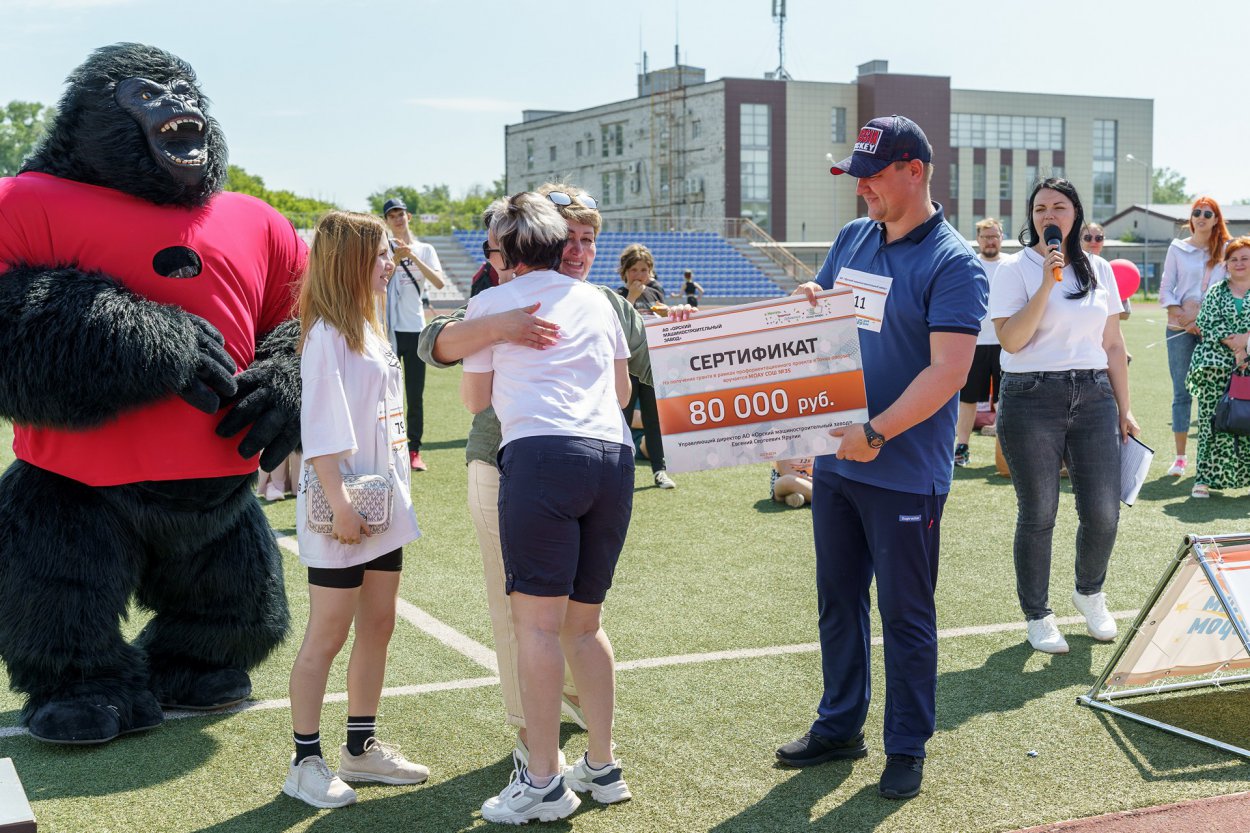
{"left": 490, "top": 192, "right": 567, "bottom": 271}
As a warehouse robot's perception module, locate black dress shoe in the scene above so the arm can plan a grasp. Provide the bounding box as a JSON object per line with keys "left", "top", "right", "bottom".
{"left": 775, "top": 731, "right": 868, "bottom": 767}
{"left": 878, "top": 753, "right": 924, "bottom": 799}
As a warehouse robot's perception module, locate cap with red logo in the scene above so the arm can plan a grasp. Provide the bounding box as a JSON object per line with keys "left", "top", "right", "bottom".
{"left": 830, "top": 115, "right": 932, "bottom": 178}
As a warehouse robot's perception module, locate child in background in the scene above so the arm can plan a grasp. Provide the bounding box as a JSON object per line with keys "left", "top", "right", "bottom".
{"left": 283, "top": 211, "right": 425, "bottom": 809}
{"left": 771, "top": 458, "right": 813, "bottom": 507}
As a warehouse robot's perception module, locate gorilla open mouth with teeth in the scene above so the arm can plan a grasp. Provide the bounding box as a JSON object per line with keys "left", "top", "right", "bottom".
{"left": 23, "top": 42, "right": 228, "bottom": 207}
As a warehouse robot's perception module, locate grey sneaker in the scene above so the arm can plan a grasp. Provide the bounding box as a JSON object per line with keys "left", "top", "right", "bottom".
{"left": 563, "top": 753, "right": 632, "bottom": 804}
{"left": 654, "top": 471, "right": 677, "bottom": 489}
{"left": 481, "top": 756, "right": 580, "bottom": 825}
{"left": 337, "top": 738, "right": 429, "bottom": 785}
{"left": 561, "top": 694, "right": 588, "bottom": 730}
{"left": 514, "top": 736, "right": 567, "bottom": 769}
{"left": 283, "top": 755, "right": 357, "bottom": 809}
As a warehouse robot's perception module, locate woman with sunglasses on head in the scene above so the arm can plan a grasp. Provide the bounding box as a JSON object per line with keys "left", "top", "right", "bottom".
{"left": 1184, "top": 237, "right": 1250, "bottom": 500}
{"left": 991, "top": 178, "right": 1139, "bottom": 655}
{"left": 1160, "top": 197, "right": 1231, "bottom": 478}
{"left": 460, "top": 192, "right": 636, "bottom": 824}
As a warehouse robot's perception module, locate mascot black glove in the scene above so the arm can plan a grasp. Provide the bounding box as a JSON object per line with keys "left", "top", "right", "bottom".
{"left": 216, "top": 320, "right": 300, "bottom": 472}
{"left": 178, "top": 314, "right": 238, "bottom": 414}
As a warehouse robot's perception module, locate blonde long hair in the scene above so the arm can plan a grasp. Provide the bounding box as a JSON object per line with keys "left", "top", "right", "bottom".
{"left": 298, "top": 211, "right": 387, "bottom": 353}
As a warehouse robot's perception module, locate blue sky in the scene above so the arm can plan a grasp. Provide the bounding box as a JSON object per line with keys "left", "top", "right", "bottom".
{"left": 1, "top": 0, "right": 1244, "bottom": 216}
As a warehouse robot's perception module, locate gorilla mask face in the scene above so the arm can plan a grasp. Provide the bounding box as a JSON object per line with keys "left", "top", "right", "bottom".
{"left": 115, "top": 77, "right": 209, "bottom": 186}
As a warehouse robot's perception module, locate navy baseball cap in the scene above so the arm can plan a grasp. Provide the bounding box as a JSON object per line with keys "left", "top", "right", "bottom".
{"left": 830, "top": 115, "right": 932, "bottom": 178}
{"left": 382, "top": 197, "right": 408, "bottom": 215}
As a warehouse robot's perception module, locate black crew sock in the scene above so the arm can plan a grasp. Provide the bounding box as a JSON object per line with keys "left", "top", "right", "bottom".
{"left": 294, "top": 731, "right": 322, "bottom": 764}
{"left": 346, "top": 715, "right": 377, "bottom": 756}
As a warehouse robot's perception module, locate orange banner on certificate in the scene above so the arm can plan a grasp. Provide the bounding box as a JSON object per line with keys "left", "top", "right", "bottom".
{"left": 655, "top": 371, "right": 866, "bottom": 434}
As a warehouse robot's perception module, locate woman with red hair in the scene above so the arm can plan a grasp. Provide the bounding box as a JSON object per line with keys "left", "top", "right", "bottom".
{"left": 1160, "top": 196, "right": 1230, "bottom": 480}
{"left": 1186, "top": 236, "right": 1250, "bottom": 498}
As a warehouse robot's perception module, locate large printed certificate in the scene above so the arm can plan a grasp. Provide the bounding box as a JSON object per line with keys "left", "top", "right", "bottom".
{"left": 644, "top": 290, "right": 866, "bottom": 473}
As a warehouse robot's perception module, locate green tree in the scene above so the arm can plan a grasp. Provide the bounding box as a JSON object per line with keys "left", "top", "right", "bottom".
{"left": 368, "top": 178, "right": 506, "bottom": 235}
{"left": 0, "top": 101, "right": 56, "bottom": 177}
{"left": 223, "top": 164, "right": 337, "bottom": 228}
{"left": 1152, "top": 167, "right": 1191, "bottom": 204}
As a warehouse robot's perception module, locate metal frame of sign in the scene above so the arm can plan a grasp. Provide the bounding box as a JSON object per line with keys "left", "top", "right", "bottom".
{"left": 1078, "top": 533, "right": 1250, "bottom": 759}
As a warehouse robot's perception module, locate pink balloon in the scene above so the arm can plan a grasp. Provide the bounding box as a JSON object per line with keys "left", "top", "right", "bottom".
{"left": 1109, "top": 258, "right": 1141, "bottom": 302}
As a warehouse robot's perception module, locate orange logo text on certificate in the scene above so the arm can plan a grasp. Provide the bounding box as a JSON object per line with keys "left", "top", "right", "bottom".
{"left": 644, "top": 289, "right": 866, "bottom": 473}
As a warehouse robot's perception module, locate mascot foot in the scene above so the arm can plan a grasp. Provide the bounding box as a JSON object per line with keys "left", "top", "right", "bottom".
{"left": 27, "top": 691, "right": 164, "bottom": 745}
{"left": 157, "top": 668, "right": 251, "bottom": 711}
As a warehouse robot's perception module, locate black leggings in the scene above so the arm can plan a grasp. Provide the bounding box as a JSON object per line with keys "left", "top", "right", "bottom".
{"left": 622, "top": 376, "right": 666, "bottom": 473}
{"left": 394, "top": 330, "right": 426, "bottom": 450}
{"left": 307, "top": 548, "right": 403, "bottom": 589}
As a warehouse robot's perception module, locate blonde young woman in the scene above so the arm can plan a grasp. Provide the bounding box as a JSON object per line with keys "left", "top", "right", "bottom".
{"left": 1160, "top": 197, "right": 1231, "bottom": 477}
{"left": 283, "top": 211, "right": 425, "bottom": 809}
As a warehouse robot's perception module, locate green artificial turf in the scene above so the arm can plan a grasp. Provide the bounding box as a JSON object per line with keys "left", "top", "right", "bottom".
{"left": 3, "top": 306, "right": 1250, "bottom": 832}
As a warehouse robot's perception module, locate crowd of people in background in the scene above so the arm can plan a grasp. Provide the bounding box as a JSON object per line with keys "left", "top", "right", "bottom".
{"left": 273, "top": 108, "right": 1250, "bottom": 821}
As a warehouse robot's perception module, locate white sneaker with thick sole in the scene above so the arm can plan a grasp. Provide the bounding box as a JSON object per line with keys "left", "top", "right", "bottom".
{"left": 337, "top": 738, "right": 430, "bottom": 785}
{"left": 563, "top": 753, "right": 632, "bottom": 804}
{"left": 283, "top": 755, "right": 357, "bottom": 809}
{"left": 1073, "top": 591, "right": 1118, "bottom": 641}
{"left": 481, "top": 759, "right": 580, "bottom": 825}
{"left": 1167, "top": 456, "right": 1187, "bottom": 477}
{"left": 1026, "top": 614, "right": 1069, "bottom": 654}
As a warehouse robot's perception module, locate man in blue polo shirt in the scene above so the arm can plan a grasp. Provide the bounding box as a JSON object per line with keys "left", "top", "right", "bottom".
{"left": 775, "top": 115, "right": 988, "bottom": 800}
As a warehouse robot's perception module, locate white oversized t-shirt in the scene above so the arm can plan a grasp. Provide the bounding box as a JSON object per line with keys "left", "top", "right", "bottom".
{"left": 990, "top": 248, "right": 1124, "bottom": 373}
{"left": 297, "top": 320, "right": 421, "bottom": 568}
{"left": 463, "top": 269, "right": 631, "bottom": 449}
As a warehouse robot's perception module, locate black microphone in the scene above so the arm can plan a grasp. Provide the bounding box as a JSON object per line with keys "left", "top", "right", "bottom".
{"left": 1043, "top": 225, "right": 1062, "bottom": 283}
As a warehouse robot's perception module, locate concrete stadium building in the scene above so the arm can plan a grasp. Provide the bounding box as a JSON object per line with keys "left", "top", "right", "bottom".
{"left": 505, "top": 60, "right": 1153, "bottom": 245}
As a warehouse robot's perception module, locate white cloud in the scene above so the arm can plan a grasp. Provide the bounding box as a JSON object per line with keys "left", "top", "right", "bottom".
{"left": 406, "top": 97, "right": 523, "bottom": 115}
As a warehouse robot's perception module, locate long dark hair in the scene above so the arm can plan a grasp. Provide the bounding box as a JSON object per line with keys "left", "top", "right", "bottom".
{"left": 1020, "top": 177, "right": 1094, "bottom": 300}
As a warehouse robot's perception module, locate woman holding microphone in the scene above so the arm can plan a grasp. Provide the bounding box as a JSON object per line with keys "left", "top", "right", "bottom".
{"left": 991, "top": 178, "right": 1139, "bottom": 655}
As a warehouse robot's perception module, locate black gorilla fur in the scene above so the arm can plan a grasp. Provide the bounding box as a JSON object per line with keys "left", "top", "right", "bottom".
{"left": 0, "top": 43, "right": 301, "bottom": 744}
{"left": 23, "top": 43, "right": 228, "bottom": 206}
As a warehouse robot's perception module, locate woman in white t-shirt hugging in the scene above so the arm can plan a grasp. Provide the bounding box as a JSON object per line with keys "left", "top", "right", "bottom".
{"left": 462, "top": 193, "right": 634, "bottom": 824}
{"left": 283, "top": 211, "right": 424, "bottom": 809}
{"left": 991, "top": 178, "right": 1140, "bottom": 656}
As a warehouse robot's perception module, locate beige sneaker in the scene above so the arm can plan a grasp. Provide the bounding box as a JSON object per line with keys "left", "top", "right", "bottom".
{"left": 337, "top": 739, "right": 429, "bottom": 785}
{"left": 283, "top": 755, "right": 357, "bottom": 808}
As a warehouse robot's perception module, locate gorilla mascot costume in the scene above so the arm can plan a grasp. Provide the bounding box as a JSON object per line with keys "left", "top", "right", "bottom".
{"left": 0, "top": 43, "right": 305, "bottom": 745}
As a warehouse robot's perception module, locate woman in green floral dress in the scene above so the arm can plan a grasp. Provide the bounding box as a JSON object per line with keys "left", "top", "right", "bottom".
{"left": 1187, "top": 236, "right": 1250, "bottom": 497}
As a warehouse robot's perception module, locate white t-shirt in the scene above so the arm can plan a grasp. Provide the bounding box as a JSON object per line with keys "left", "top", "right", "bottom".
{"left": 463, "top": 269, "right": 631, "bottom": 448}
{"left": 990, "top": 248, "right": 1124, "bottom": 373}
{"left": 1159, "top": 238, "right": 1226, "bottom": 308}
{"left": 976, "top": 257, "right": 1003, "bottom": 346}
{"left": 297, "top": 320, "right": 421, "bottom": 568}
{"left": 386, "top": 237, "right": 441, "bottom": 334}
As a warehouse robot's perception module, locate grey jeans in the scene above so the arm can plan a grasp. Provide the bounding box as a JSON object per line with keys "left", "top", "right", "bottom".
{"left": 997, "top": 370, "right": 1122, "bottom": 620}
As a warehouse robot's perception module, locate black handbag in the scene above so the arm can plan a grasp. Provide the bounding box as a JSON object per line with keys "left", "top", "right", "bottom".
{"left": 1212, "top": 371, "right": 1250, "bottom": 436}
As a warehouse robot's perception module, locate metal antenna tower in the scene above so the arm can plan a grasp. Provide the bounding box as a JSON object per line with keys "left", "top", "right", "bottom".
{"left": 771, "top": 0, "right": 792, "bottom": 80}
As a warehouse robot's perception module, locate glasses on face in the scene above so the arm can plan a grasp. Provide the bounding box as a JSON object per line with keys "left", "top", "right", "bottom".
{"left": 1082, "top": 234, "right": 1104, "bottom": 243}
{"left": 1193, "top": 208, "right": 1215, "bottom": 219}
{"left": 547, "top": 191, "right": 598, "bottom": 211}
{"left": 482, "top": 241, "right": 504, "bottom": 259}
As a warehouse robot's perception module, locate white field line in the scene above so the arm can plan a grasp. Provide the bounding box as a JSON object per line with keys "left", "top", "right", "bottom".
{"left": 0, "top": 608, "right": 1138, "bottom": 739}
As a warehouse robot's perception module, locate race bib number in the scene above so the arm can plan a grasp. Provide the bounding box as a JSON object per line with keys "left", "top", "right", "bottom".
{"left": 379, "top": 400, "right": 407, "bottom": 449}
{"left": 834, "top": 268, "right": 893, "bottom": 332}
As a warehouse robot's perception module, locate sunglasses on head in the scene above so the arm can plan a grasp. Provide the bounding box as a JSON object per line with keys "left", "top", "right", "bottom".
{"left": 547, "top": 191, "right": 598, "bottom": 211}
{"left": 1193, "top": 208, "right": 1215, "bottom": 219}
{"left": 1082, "top": 234, "right": 1104, "bottom": 243}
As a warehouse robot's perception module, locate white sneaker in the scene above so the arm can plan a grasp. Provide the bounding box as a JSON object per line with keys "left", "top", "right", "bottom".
{"left": 514, "top": 736, "right": 566, "bottom": 769}
{"left": 283, "top": 755, "right": 357, "bottom": 809}
{"left": 561, "top": 694, "right": 588, "bottom": 730}
{"left": 1167, "top": 456, "right": 1187, "bottom": 477}
{"left": 563, "top": 753, "right": 632, "bottom": 804}
{"left": 1025, "top": 615, "right": 1069, "bottom": 654}
{"left": 784, "top": 492, "right": 806, "bottom": 508}
{"left": 1073, "top": 591, "right": 1118, "bottom": 641}
{"left": 481, "top": 756, "right": 580, "bottom": 825}
{"left": 654, "top": 471, "right": 677, "bottom": 490}
{"left": 337, "top": 738, "right": 429, "bottom": 785}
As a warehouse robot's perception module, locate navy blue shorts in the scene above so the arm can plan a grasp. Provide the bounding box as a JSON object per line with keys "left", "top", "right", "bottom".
{"left": 497, "top": 435, "right": 634, "bottom": 604}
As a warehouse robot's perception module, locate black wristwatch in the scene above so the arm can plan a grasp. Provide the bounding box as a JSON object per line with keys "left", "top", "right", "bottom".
{"left": 864, "top": 421, "right": 886, "bottom": 449}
